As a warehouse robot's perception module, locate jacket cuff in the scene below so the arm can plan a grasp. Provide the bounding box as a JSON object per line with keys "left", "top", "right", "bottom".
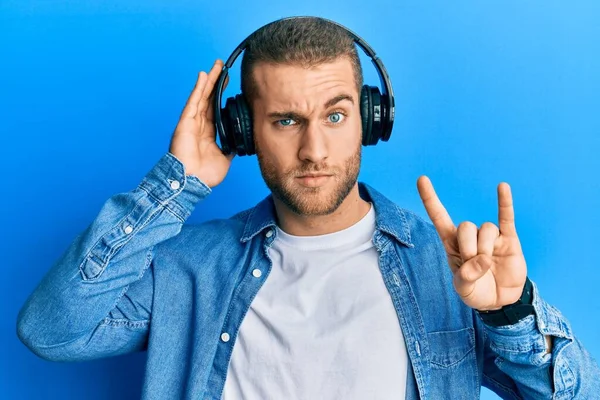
{"left": 481, "top": 281, "right": 574, "bottom": 365}
{"left": 138, "top": 152, "right": 211, "bottom": 221}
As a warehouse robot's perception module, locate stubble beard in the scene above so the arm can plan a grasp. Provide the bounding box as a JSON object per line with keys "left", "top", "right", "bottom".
{"left": 256, "top": 144, "right": 362, "bottom": 216}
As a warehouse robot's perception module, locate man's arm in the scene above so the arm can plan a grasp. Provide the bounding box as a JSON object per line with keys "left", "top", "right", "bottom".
{"left": 416, "top": 176, "right": 600, "bottom": 398}
{"left": 16, "top": 152, "right": 210, "bottom": 361}
{"left": 17, "top": 58, "right": 232, "bottom": 362}
{"left": 480, "top": 281, "right": 600, "bottom": 399}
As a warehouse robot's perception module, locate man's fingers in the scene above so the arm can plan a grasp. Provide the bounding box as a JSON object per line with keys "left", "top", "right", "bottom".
{"left": 454, "top": 255, "right": 493, "bottom": 298}
{"left": 203, "top": 59, "right": 225, "bottom": 101}
{"left": 477, "top": 222, "right": 499, "bottom": 256}
{"left": 182, "top": 71, "right": 208, "bottom": 118}
{"left": 417, "top": 176, "right": 455, "bottom": 239}
{"left": 205, "top": 74, "right": 230, "bottom": 124}
{"left": 198, "top": 59, "right": 224, "bottom": 116}
{"left": 498, "top": 182, "right": 517, "bottom": 237}
{"left": 457, "top": 221, "right": 478, "bottom": 261}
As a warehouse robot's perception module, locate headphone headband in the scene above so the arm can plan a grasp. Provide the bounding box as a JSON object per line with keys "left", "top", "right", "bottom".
{"left": 214, "top": 16, "right": 395, "bottom": 154}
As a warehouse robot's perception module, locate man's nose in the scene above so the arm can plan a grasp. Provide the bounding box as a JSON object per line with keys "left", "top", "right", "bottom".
{"left": 297, "top": 121, "right": 328, "bottom": 164}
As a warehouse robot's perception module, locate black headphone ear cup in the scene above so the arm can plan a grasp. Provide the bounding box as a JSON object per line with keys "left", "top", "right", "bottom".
{"left": 234, "top": 94, "right": 255, "bottom": 156}
{"left": 222, "top": 96, "right": 241, "bottom": 155}
{"left": 361, "top": 85, "right": 384, "bottom": 146}
{"left": 222, "top": 95, "right": 253, "bottom": 156}
{"left": 360, "top": 85, "right": 373, "bottom": 146}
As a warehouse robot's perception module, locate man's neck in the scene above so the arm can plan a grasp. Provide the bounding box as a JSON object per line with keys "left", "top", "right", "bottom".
{"left": 273, "top": 185, "right": 372, "bottom": 236}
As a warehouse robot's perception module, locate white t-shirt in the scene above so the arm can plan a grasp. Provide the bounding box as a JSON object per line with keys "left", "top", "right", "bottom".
{"left": 222, "top": 204, "right": 408, "bottom": 399}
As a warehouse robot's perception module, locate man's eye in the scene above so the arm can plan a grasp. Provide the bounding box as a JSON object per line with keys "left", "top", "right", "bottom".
{"left": 277, "top": 119, "right": 296, "bottom": 127}
{"left": 328, "top": 112, "right": 346, "bottom": 124}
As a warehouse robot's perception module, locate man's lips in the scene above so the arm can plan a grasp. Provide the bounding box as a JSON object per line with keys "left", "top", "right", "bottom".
{"left": 295, "top": 174, "right": 333, "bottom": 187}
{"left": 296, "top": 174, "right": 332, "bottom": 178}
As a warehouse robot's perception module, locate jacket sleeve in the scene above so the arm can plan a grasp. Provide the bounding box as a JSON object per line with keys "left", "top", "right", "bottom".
{"left": 16, "top": 152, "right": 211, "bottom": 362}
{"left": 480, "top": 280, "right": 600, "bottom": 399}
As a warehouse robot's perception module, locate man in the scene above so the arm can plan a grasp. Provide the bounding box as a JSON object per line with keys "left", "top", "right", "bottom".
{"left": 17, "top": 16, "right": 599, "bottom": 399}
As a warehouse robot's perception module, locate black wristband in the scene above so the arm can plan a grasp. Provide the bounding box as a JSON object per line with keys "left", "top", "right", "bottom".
{"left": 477, "top": 277, "right": 535, "bottom": 327}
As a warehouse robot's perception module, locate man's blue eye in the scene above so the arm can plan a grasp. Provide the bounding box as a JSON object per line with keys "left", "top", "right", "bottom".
{"left": 279, "top": 119, "right": 295, "bottom": 126}
{"left": 329, "top": 112, "right": 345, "bottom": 123}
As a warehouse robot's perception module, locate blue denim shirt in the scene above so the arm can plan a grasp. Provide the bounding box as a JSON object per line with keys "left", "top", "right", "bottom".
{"left": 17, "top": 152, "right": 600, "bottom": 399}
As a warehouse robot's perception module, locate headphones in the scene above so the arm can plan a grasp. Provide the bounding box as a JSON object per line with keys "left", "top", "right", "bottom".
{"left": 214, "top": 16, "right": 395, "bottom": 156}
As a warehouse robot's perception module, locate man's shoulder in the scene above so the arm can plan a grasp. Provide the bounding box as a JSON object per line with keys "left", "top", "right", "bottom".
{"left": 179, "top": 212, "right": 249, "bottom": 240}
{"left": 176, "top": 202, "right": 262, "bottom": 242}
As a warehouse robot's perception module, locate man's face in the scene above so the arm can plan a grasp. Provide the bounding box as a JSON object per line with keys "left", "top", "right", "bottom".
{"left": 250, "top": 57, "right": 362, "bottom": 216}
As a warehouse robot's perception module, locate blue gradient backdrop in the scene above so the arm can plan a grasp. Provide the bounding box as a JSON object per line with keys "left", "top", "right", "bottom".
{"left": 1, "top": 1, "right": 598, "bottom": 398}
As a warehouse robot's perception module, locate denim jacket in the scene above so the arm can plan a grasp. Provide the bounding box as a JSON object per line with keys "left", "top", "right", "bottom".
{"left": 17, "top": 152, "right": 600, "bottom": 399}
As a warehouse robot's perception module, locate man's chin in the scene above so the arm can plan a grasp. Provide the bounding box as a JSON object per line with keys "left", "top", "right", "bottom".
{"left": 290, "top": 203, "right": 339, "bottom": 217}
{"left": 268, "top": 175, "right": 358, "bottom": 216}
{"left": 284, "top": 190, "right": 343, "bottom": 216}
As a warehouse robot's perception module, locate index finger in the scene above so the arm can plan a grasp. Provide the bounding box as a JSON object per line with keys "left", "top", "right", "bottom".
{"left": 417, "top": 175, "right": 456, "bottom": 239}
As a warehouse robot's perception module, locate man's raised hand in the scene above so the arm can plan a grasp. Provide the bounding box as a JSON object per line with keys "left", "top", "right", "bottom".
{"left": 416, "top": 176, "right": 528, "bottom": 311}
{"left": 169, "top": 59, "right": 234, "bottom": 188}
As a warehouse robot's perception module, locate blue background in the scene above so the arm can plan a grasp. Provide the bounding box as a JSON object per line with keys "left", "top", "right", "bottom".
{"left": 1, "top": 1, "right": 598, "bottom": 398}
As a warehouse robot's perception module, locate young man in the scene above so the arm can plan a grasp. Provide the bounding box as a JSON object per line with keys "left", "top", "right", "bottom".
{"left": 17, "top": 17, "right": 599, "bottom": 399}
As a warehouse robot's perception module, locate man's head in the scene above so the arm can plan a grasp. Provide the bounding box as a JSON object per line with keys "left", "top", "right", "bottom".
{"left": 240, "top": 17, "right": 365, "bottom": 216}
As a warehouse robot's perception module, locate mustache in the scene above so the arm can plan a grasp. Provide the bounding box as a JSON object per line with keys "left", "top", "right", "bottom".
{"left": 291, "top": 163, "right": 336, "bottom": 177}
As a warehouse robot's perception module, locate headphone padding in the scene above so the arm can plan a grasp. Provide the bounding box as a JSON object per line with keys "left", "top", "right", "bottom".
{"left": 222, "top": 97, "right": 241, "bottom": 154}
{"left": 360, "top": 85, "right": 373, "bottom": 146}
{"left": 235, "top": 94, "right": 255, "bottom": 156}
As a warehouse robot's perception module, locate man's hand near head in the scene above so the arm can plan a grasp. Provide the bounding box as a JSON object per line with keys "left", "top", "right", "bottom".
{"left": 169, "top": 59, "right": 234, "bottom": 188}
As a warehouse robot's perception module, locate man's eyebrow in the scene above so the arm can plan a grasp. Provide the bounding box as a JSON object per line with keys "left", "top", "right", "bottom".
{"left": 266, "top": 93, "right": 355, "bottom": 120}
{"left": 324, "top": 93, "right": 354, "bottom": 109}
{"left": 266, "top": 111, "right": 305, "bottom": 120}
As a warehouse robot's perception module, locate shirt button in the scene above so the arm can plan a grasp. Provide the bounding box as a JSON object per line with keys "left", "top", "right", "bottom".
{"left": 220, "top": 332, "right": 230, "bottom": 343}
{"left": 170, "top": 180, "right": 181, "bottom": 190}
{"left": 252, "top": 269, "right": 262, "bottom": 278}
{"left": 415, "top": 340, "right": 421, "bottom": 356}
{"left": 124, "top": 225, "right": 133, "bottom": 235}
{"left": 265, "top": 230, "right": 273, "bottom": 238}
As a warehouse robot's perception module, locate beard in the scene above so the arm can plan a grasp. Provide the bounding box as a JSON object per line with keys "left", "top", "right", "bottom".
{"left": 256, "top": 143, "right": 361, "bottom": 216}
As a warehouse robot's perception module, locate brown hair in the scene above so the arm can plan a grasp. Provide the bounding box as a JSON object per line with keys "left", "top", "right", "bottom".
{"left": 240, "top": 17, "right": 364, "bottom": 104}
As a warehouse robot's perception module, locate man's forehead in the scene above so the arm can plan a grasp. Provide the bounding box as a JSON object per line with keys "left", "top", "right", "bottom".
{"left": 251, "top": 59, "right": 358, "bottom": 106}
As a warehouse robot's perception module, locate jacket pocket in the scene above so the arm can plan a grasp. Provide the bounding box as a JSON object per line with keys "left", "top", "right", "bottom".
{"left": 427, "top": 327, "right": 475, "bottom": 368}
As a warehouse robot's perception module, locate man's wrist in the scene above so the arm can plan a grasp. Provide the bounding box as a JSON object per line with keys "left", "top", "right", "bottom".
{"left": 476, "top": 277, "right": 535, "bottom": 327}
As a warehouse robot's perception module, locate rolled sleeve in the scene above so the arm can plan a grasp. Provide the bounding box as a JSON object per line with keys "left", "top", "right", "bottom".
{"left": 481, "top": 281, "right": 580, "bottom": 398}
{"left": 483, "top": 281, "right": 573, "bottom": 364}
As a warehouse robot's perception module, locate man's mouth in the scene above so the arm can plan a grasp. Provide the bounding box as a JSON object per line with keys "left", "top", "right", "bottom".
{"left": 295, "top": 174, "right": 333, "bottom": 187}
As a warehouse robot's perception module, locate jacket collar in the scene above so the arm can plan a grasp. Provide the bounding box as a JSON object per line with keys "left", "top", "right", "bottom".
{"left": 240, "top": 182, "right": 413, "bottom": 247}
